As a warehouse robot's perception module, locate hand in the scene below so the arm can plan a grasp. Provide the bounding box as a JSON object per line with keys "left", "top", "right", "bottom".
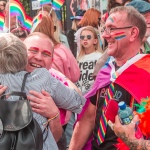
{"left": 113, "top": 115, "right": 139, "bottom": 139}
{"left": 0, "top": 85, "right": 7, "bottom": 95}
{"left": 27, "top": 90, "right": 59, "bottom": 119}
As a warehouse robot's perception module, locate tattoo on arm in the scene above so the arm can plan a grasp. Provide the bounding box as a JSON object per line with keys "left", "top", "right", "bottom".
{"left": 116, "top": 132, "right": 150, "bottom": 150}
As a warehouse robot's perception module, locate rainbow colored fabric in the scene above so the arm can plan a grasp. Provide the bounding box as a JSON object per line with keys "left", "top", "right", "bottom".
{"left": 31, "top": 13, "right": 42, "bottom": 33}
{"left": 52, "top": 0, "right": 65, "bottom": 10}
{"left": 0, "top": 13, "right": 4, "bottom": 30}
{"left": 97, "top": 83, "right": 115, "bottom": 145}
{"left": 114, "top": 54, "right": 150, "bottom": 103}
{"left": 10, "top": 0, "right": 32, "bottom": 30}
{"left": 40, "top": 0, "right": 52, "bottom": 6}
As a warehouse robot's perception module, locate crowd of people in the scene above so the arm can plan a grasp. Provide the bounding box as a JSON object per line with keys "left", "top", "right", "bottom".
{"left": 0, "top": 0, "right": 150, "bottom": 150}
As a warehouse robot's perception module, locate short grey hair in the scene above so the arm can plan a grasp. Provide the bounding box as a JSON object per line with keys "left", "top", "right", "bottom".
{"left": 110, "top": 6, "right": 147, "bottom": 42}
{"left": 0, "top": 33, "right": 27, "bottom": 74}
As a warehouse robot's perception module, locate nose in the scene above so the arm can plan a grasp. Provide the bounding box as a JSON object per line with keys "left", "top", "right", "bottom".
{"left": 102, "top": 31, "right": 110, "bottom": 39}
{"left": 34, "top": 52, "right": 43, "bottom": 60}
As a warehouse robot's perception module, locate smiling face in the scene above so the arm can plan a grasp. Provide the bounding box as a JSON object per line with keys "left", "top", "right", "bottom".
{"left": 24, "top": 35, "right": 53, "bottom": 72}
{"left": 102, "top": 12, "right": 133, "bottom": 58}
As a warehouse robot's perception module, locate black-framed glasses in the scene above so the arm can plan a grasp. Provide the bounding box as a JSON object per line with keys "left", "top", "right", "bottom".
{"left": 101, "top": 26, "right": 133, "bottom": 34}
{"left": 80, "top": 35, "right": 92, "bottom": 40}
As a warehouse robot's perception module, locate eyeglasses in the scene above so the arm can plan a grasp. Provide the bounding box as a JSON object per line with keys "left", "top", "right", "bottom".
{"left": 80, "top": 35, "right": 92, "bottom": 40}
{"left": 101, "top": 26, "right": 133, "bottom": 34}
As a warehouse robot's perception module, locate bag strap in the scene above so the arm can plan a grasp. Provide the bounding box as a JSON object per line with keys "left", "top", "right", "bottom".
{"left": 21, "top": 72, "right": 30, "bottom": 92}
{"left": 19, "top": 72, "right": 30, "bottom": 100}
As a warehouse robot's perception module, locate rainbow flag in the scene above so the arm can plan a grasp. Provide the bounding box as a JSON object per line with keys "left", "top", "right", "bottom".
{"left": 10, "top": 0, "right": 33, "bottom": 30}
{"left": 52, "top": 0, "right": 65, "bottom": 10}
{"left": 0, "top": 13, "right": 4, "bottom": 30}
{"left": 114, "top": 54, "right": 150, "bottom": 103}
{"left": 10, "top": 0, "right": 26, "bottom": 26}
{"left": 31, "top": 13, "right": 42, "bottom": 33}
{"left": 39, "top": 0, "right": 52, "bottom": 6}
{"left": 25, "top": 16, "right": 33, "bottom": 30}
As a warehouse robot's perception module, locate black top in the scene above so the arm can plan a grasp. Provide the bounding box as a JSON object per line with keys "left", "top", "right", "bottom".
{"left": 90, "top": 83, "right": 133, "bottom": 150}
{"left": 66, "top": 29, "right": 77, "bottom": 58}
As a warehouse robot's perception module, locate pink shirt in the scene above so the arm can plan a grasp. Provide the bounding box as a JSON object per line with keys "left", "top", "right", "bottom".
{"left": 52, "top": 44, "right": 80, "bottom": 82}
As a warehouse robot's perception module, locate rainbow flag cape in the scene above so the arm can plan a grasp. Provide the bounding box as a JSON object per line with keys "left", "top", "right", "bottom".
{"left": 113, "top": 54, "right": 150, "bottom": 103}
{"left": 0, "top": 12, "right": 4, "bottom": 30}
{"left": 39, "top": 0, "right": 52, "bottom": 6}
{"left": 52, "top": 0, "right": 65, "bottom": 10}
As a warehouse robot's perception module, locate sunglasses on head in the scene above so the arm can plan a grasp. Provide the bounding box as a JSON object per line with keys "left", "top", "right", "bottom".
{"left": 80, "top": 35, "right": 92, "bottom": 40}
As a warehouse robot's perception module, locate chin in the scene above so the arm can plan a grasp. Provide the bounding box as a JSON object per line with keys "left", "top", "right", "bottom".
{"left": 107, "top": 49, "right": 116, "bottom": 56}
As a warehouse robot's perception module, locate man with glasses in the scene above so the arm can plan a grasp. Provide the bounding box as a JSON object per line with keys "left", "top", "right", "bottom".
{"left": 69, "top": 6, "right": 147, "bottom": 150}
{"left": 126, "top": 0, "right": 150, "bottom": 53}
{"left": 93, "top": 0, "right": 150, "bottom": 78}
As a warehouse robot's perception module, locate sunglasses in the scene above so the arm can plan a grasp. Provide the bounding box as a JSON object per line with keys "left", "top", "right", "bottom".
{"left": 80, "top": 35, "right": 92, "bottom": 40}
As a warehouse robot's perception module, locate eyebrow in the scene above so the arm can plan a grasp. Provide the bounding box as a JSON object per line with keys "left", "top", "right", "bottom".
{"left": 42, "top": 50, "right": 52, "bottom": 56}
{"left": 29, "top": 47, "right": 39, "bottom": 50}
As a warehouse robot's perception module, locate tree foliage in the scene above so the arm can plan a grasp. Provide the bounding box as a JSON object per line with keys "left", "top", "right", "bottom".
{"left": 20, "top": 0, "right": 30, "bottom": 16}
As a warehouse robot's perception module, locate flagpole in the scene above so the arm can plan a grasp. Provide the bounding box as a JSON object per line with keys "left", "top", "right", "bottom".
{"left": 9, "top": 0, "right": 10, "bottom": 33}
{"left": 16, "top": 16, "right": 18, "bottom": 28}
{"left": 49, "top": 7, "right": 52, "bottom": 16}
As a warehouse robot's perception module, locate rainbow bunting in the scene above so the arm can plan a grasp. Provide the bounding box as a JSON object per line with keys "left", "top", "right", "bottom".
{"left": 39, "top": 0, "right": 52, "bottom": 6}
{"left": 0, "top": 13, "right": 4, "bottom": 30}
{"left": 52, "top": 0, "right": 65, "bottom": 10}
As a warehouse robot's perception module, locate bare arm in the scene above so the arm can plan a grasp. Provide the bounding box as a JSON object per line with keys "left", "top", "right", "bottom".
{"left": 114, "top": 115, "right": 150, "bottom": 150}
{"left": 69, "top": 102, "right": 96, "bottom": 150}
{"left": 27, "top": 90, "right": 62, "bottom": 142}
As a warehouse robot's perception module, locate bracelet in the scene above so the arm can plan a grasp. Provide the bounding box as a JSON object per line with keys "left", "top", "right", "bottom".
{"left": 43, "top": 112, "right": 60, "bottom": 126}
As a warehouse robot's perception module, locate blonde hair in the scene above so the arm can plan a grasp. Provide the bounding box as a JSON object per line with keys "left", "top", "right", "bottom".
{"left": 77, "top": 26, "right": 103, "bottom": 60}
{"left": 0, "top": 33, "right": 27, "bottom": 74}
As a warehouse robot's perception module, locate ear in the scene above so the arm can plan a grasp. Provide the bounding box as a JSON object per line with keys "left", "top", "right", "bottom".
{"left": 94, "top": 39, "right": 98, "bottom": 45}
{"left": 130, "top": 27, "right": 139, "bottom": 42}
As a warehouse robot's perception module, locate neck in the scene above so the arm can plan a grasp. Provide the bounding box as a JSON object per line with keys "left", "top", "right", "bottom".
{"left": 115, "top": 48, "right": 141, "bottom": 66}
{"left": 84, "top": 47, "right": 95, "bottom": 54}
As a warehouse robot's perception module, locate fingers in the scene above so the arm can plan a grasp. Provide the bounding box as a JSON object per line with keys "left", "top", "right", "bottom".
{"left": 29, "top": 90, "right": 43, "bottom": 98}
{"left": 133, "top": 115, "right": 139, "bottom": 123}
{"left": 41, "top": 90, "right": 51, "bottom": 97}
{"left": 108, "top": 120, "right": 114, "bottom": 130}
{"left": 0, "top": 85, "right": 7, "bottom": 95}
{"left": 114, "top": 115, "right": 121, "bottom": 125}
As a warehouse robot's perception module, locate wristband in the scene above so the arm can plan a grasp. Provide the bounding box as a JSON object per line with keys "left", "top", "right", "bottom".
{"left": 43, "top": 112, "right": 59, "bottom": 126}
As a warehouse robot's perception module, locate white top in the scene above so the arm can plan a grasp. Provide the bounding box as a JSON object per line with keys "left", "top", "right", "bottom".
{"left": 76, "top": 51, "right": 102, "bottom": 95}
